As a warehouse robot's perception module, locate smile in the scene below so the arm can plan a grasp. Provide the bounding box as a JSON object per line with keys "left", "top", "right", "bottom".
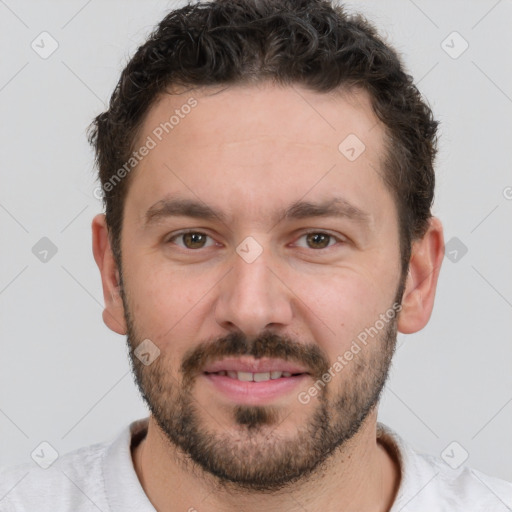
{"left": 204, "top": 370, "right": 304, "bottom": 382}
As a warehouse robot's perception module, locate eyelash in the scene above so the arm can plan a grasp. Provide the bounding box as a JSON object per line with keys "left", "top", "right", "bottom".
{"left": 166, "top": 230, "right": 346, "bottom": 251}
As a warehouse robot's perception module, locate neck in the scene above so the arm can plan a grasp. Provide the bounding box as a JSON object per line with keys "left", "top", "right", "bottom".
{"left": 132, "top": 410, "right": 401, "bottom": 512}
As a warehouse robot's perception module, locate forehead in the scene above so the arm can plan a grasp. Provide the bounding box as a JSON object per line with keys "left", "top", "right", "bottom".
{"left": 124, "top": 82, "right": 393, "bottom": 229}
{"left": 140, "top": 83, "right": 383, "bottom": 154}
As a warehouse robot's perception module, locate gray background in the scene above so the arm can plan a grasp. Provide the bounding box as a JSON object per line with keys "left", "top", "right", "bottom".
{"left": 0, "top": 0, "right": 511, "bottom": 484}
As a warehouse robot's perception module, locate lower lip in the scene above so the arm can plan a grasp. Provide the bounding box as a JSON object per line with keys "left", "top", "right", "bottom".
{"left": 202, "top": 373, "right": 310, "bottom": 405}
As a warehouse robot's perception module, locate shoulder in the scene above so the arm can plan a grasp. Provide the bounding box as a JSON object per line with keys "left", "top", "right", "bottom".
{"left": 0, "top": 438, "right": 112, "bottom": 511}
{"left": 377, "top": 423, "right": 512, "bottom": 512}
{"left": 405, "top": 450, "right": 512, "bottom": 511}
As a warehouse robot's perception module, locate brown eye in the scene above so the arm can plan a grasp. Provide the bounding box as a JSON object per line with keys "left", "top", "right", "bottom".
{"left": 183, "top": 233, "right": 207, "bottom": 249}
{"left": 305, "top": 232, "right": 332, "bottom": 249}
{"left": 169, "top": 231, "right": 214, "bottom": 249}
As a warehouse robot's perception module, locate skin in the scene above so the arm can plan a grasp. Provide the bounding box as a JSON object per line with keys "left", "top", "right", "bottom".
{"left": 92, "top": 82, "right": 444, "bottom": 511}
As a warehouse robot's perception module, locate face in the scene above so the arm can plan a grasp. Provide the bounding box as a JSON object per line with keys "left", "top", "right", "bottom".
{"left": 117, "top": 83, "right": 406, "bottom": 491}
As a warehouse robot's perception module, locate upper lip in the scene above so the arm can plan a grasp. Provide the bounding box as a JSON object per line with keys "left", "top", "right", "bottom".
{"left": 202, "top": 357, "right": 309, "bottom": 374}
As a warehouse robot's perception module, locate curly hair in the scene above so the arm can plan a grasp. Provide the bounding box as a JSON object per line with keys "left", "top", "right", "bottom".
{"left": 88, "top": 0, "right": 438, "bottom": 275}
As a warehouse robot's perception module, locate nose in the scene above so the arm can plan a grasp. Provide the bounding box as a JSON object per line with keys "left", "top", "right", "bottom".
{"left": 214, "top": 246, "right": 294, "bottom": 337}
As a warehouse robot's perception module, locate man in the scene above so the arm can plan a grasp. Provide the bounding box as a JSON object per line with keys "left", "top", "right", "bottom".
{"left": 1, "top": 0, "right": 511, "bottom": 510}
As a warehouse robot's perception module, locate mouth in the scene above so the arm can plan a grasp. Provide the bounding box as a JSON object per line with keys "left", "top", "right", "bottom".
{"left": 203, "top": 370, "right": 307, "bottom": 382}
{"left": 202, "top": 356, "right": 309, "bottom": 376}
{"left": 201, "top": 358, "right": 311, "bottom": 404}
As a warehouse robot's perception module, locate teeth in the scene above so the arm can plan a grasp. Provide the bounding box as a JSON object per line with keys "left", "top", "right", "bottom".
{"left": 237, "top": 371, "right": 254, "bottom": 382}
{"left": 253, "top": 372, "right": 271, "bottom": 382}
{"left": 215, "top": 370, "right": 297, "bottom": 381}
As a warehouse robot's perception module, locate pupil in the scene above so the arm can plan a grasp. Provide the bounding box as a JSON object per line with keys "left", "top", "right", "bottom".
{"left": 307, "top": 233, "right": 329, "bottom": 249}
{"left": 185, "top": 233, "right": 205, "bottom": 248}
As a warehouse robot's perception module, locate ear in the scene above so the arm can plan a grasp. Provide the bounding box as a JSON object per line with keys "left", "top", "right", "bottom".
{"left": 397, "top": 216, "right": 444, "bottom": 334}
{"left": 91, "top": 213, "right": 127, "bottom": 335}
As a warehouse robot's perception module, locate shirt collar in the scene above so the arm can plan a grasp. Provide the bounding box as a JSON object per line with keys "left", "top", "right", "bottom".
{"left": 103, "top": 417, "right": 422, "bottom": 511}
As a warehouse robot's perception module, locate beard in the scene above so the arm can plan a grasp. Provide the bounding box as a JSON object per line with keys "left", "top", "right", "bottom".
{"left": 121, "top": 277, "right": 405, "bottom": 493}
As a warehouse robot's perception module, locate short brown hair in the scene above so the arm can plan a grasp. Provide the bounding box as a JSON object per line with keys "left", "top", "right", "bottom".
{"left": 88, "top": 0, "right": 438, "bottom": 275}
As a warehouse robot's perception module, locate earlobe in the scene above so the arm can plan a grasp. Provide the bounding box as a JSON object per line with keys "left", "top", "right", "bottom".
{"left": 91, "top": 214, "right": 127, "bottom": 335}
{"left": 397, "top": 217, "right": 444, "bottom": 334}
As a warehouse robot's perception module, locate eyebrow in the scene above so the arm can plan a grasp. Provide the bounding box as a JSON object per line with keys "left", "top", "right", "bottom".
{"left": 143, "top": 196, "right": 372, "bottom": 228}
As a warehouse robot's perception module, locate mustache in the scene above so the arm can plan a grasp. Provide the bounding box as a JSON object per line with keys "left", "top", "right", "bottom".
{"left": 181, "top": 330, "right": 330, "bottom": 382}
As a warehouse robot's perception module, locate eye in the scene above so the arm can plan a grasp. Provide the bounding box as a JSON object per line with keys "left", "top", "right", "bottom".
{"left": 294, "top": 231, "right": 344, "bottom": 250}
{"left": 167, "top": 231, "right": 216, "bottom": 250}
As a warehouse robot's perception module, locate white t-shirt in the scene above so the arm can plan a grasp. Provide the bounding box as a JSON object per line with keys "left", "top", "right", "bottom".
{"left": 1, "top": 417, "right": 511, "bottom": 511}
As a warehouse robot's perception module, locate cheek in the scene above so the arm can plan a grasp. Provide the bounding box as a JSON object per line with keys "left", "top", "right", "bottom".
{"left": 123, "top": 267, "right": 180, "bottom": 336}
{"left": 301, "top": 267, "right": 381, "bottom": 314}
{"left": 295, "top": 269, "right": 395, "bottom": 351}
{"left": 124, "top": 261, "right": 220, "bottom": 346}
